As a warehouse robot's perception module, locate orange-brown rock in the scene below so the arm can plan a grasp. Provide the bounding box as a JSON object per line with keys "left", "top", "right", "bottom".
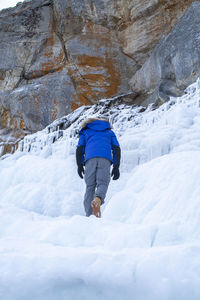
{"left": 0, "top": 0, "right": 196, "bottom": 155}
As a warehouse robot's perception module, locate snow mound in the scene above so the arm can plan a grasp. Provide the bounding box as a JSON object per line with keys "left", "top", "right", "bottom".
{"left": 1, "top": 79, "right": 200, "bottom": 299}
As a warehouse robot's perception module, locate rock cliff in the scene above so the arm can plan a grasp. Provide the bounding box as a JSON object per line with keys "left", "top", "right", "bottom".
{"left": 0, "top": 0, "right": 197, "bottom": 155}
{"left": 129, "top": 1, "right": 200, "bottom": 107}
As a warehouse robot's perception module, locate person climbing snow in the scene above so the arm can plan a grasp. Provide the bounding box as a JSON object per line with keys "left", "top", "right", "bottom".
{"left": 76, "top": 118, "right": 121, "bottom": 218}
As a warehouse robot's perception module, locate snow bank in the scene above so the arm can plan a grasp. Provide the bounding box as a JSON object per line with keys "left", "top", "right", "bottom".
{"left": 1, "top": 80, "right": 200, "bottom": 299}
{"left": 104, "top": 151, "right": 200, "bottom": 243}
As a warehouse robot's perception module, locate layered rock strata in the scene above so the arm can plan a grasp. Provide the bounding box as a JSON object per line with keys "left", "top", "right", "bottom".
{"left": 0, "top": 0, "right": 196, "bottom": 155}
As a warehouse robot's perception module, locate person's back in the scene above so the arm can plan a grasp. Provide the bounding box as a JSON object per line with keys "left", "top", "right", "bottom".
{"left": 76, "top": 118, "right": 121, "bottom": 217}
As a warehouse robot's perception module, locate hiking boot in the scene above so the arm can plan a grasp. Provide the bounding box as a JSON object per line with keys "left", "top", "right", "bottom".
{"left": 91, "top": 197, "right": 101, "bottom": 218}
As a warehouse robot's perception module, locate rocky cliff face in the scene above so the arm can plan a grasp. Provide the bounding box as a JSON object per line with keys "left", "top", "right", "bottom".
{"left": 0, "top": 0, "right": 196, "bottom": 155}
{"left": 129, "top": 1, "right": 200, "bottom": 107}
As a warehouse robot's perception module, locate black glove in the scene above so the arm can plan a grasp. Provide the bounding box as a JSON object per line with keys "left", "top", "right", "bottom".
{"left": 111, "top": 166, "right": 120, "bottom": 180}
{"left": 78, "top": 165, "right": 84, "bottom": 179}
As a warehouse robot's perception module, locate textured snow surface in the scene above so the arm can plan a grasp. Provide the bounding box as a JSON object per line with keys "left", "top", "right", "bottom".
{"left": 1, "top": 80, "right": 200, "bottom": 299}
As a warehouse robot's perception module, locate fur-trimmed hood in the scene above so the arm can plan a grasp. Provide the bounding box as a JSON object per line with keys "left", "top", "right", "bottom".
{"left": 81, "top": 117, "right": 111, "bottom": 129}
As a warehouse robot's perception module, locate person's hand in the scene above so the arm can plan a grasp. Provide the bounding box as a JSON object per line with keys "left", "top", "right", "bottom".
{"left": 78, "top": 165, "right": 84, "bottom": 179}
{"left": 111, "top": 166, "right": 120, "bottom": 180}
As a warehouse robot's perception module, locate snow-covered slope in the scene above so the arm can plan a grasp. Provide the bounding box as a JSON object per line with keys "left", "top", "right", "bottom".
{"left": 1, "top": 80, "right": 200, "bottom": 299}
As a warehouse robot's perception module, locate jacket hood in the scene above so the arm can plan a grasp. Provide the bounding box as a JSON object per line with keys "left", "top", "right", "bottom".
{"left": 80, "top": 118, "right": 111, "bottom": 131}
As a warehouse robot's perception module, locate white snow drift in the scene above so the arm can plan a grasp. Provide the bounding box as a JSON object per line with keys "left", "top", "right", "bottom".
{"left": 0, "top": 80, "right": 200, "bottom": 299}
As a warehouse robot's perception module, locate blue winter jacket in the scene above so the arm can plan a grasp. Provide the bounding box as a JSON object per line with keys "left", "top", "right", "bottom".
{"left": 77, "top": 120, "right": 120, "bottom": 164}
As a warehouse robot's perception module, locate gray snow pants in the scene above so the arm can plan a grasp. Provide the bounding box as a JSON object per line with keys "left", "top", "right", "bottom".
{"left": 84, "top": 157, "right": 111, "bottom": 216}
